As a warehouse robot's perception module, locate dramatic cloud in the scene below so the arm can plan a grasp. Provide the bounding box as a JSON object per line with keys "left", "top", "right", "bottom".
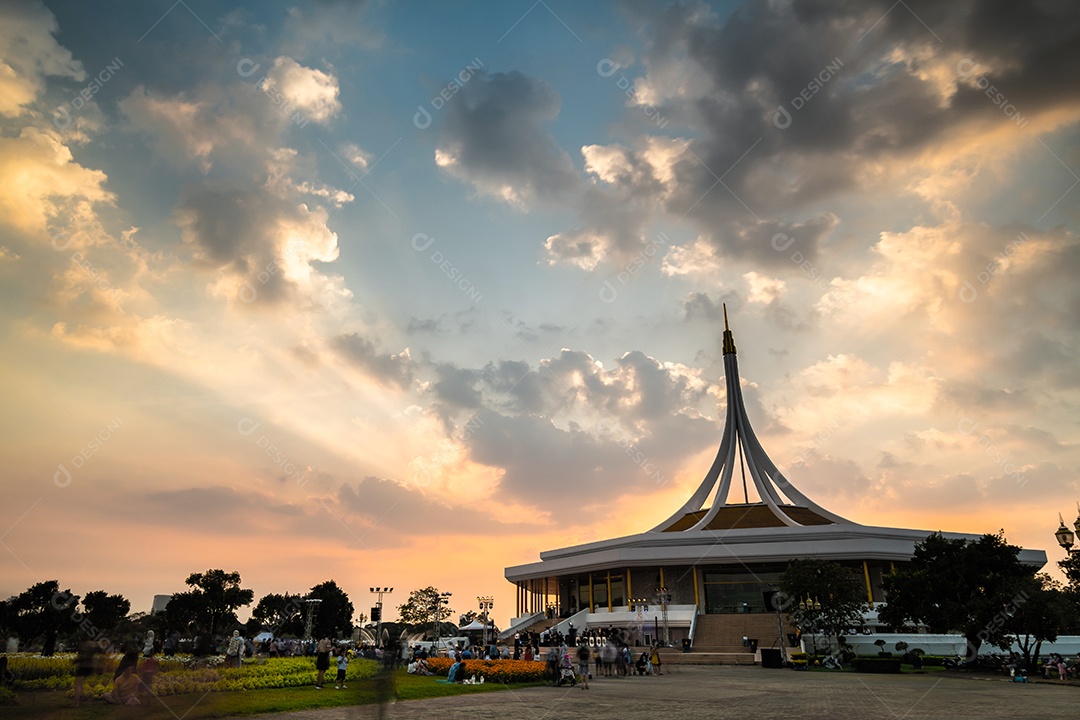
{"left": 259, "top": 57, "right": 342, "bottom": 124}
{"left": 0, "top": 1, "right": 83, "bottom": 117}
{"left": 435, "top": 70, "right": 579, "bottom": 205}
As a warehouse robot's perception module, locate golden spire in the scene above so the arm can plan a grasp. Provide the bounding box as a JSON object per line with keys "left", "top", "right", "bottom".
{"left": 722, "top": 303, "right": 737, "bottom": 355}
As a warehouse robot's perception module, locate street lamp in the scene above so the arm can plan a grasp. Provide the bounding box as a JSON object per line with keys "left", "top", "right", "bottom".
{"left": 431, "top": 591, "right": 452, "bottom": 652}
{"left": 477, "top": 596, "right": 494, "bottom": 647}
{"left": 1054, "top": 507, "right": 1080, "bottom": 554}
{"left": 798, "top": 597, "right": 822, "bottom": 657}
{"left": 370, "top": 587, "right": 392, "bottom": 647}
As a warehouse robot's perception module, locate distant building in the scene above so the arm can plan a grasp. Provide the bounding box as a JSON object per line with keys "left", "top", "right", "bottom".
{"left": 152, "top": 594, "right": 172, "bottom": 614}
{"left": 503, "top": 308, "right": 1047, "bottom": 651}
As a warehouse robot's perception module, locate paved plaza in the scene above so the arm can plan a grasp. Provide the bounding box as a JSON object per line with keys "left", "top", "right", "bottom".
{"left": 249, "top": 666, "right": 1078, "bottom": 720}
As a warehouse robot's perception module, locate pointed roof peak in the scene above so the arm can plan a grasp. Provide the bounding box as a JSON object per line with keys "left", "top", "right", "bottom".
{"left": 722, "top": 304, "right": 737, "bottom": 355}
{"left": 651, "top": 308, "right": 851, "bottom": 532}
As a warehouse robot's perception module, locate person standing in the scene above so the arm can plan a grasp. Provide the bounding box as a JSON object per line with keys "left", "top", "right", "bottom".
{"left": 576, "top": 642, "right": 590, "bottom": 689}
{"left": 73, "top": 638, "right": 101, "bottom": 707}
{"left": 334, "top": 648, "right": 349, "bottom": 689}
{"left": 226, "top": 630, "right": 244, "bottom": 669}
{"left": 649, "top": 643, "right": 663, "bottom": 675}
{"left": 315, "top": 636, "right": 332, "bottom": 689}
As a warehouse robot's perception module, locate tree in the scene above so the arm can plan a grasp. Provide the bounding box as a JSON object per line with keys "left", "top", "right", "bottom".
{"left": 251, "top": 593, "right": 305, "bottom": 637}
{"left": 779, "top": 559, "right": 867, "bottom": 655}
{"left": 164, "top": 591, "right": 203, "bottom": 635}
{"left": 308, "top": 581, "right": 355, "bottom": 639}
{"left": 1007, "top": 574, "right": 1074, "bottom": 668}
{"left": 879, "top": 532, "right": 1034, "bottom": 662}
{"left": 396, "top": 587, "right": 454, "bottom": 629}
{"left": 81, "top": 591, "right": 130, "bottom": 641}
{"left": 176, "top": 569, "right": 254, "bottom": 636}
{"left": 7, "top": 581, "right": 80, "bottom": 654}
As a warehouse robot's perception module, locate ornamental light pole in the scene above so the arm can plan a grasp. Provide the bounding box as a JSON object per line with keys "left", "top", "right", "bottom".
{"left": 798, "top": 597, "right": 822, "bottom": 657}
{"left": 477, "top": 596, "right": 494, "bottom": 647}
{"left": 370, "top": 587, "right": 392, "bottom": 647}
{"left": 1054, "top": 506, "right": 1080, "bottom": 555}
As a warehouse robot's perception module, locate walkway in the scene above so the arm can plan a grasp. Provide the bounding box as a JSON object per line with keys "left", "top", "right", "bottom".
{"left": 247, "top": 665, "right": 1077, "bottom": 720}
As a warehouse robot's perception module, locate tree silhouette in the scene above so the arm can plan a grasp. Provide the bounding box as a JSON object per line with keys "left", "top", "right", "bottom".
{"left": 308, "top": 581, "right": 355, "bottom": 639}
{"left": 396, "top": 587, "right": 454, "bottom": 630}
{"left": 252, "top": 592, "right": 305, "bottom": 637}
{"left": 5, "top": 581, "right": 80, "bottom": 654}
{"left": 880, "top": 532, "right": 1033, "bottom": 662}
{"left": 174, "top": 569, "right": 254, "bottom": 636}
{"left": 81, "top": 591, "right": 130, "bottom": 640}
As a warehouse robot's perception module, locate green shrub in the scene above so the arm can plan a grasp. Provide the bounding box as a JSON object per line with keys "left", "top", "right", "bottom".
{"left": 852, "top": 658, "right": 901, "bottom": 673}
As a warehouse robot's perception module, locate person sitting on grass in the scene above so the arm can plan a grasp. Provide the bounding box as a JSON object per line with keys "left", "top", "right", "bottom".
{"left": 447, "top": 657, "right": 464, "bottom": 683}
{"left": 103, "top": 664, "right": 141, "bottom": 705}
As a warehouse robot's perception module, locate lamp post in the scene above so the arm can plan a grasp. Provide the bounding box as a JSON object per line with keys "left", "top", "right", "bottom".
{"left": 798, "top": 597, "right": 822, "bottom": 657}
{"left": 477, "top": 596, "right": 494, "bottom": 647}
{"left": 656, "top": 587, "right": 671, "bottom": 646}
{"left": 370, "top": 587, "right": 392, "bottom": 647}
{"left": 1054, "top": 507, "right": 1080, "bottom": 555}
{"left": 431, "top": 591, "right": 452, "bottom": 652}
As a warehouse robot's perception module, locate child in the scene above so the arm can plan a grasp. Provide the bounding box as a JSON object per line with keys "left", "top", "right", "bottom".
{"left": 335, "top": 649, "right": 348, "bottom": 689}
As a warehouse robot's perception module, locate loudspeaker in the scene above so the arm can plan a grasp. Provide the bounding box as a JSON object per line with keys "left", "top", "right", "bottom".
{"left": 762, "top": 590, "right": 780, "bottom": 612}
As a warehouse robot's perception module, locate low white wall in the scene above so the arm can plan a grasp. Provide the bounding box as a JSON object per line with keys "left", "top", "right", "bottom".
{"left": 803, "top": 632, "right": 1080, "bottom": 657}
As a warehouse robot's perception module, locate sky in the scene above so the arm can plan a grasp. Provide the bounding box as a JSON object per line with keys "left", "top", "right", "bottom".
{"left": 1, "top": 0, "right": 1079, "bottom": 628}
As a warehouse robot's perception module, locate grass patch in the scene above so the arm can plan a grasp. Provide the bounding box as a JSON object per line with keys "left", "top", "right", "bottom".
{"left": 0, "top": 670, "right": 541, "bottom": 720}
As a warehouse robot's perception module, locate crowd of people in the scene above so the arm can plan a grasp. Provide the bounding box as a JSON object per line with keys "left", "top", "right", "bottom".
{"left": 403, "top": 629, "right": 669, "bottom": 688}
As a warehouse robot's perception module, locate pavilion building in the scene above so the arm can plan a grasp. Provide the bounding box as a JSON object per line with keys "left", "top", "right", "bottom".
{"left": 503, "top": 309, "right": 1047, "bottom": 651}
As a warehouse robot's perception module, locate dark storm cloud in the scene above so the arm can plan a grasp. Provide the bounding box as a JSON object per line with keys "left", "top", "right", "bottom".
{"left": 436, "top": 70, "right": 579, "bottom": 202}
{"left": 551, "top": 0, "right": 1080, "bottom": 269}
{"left": 331, "top": 332, "right": 414, "bottom": 388}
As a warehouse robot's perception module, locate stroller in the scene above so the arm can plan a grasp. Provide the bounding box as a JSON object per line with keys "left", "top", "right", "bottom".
{"left": 557, "top": 655, "right": 577, "bottom": 687}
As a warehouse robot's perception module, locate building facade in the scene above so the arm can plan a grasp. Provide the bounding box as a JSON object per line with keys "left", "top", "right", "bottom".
{"left": 503, "top": 309, "right": 1046, "bottom": 645}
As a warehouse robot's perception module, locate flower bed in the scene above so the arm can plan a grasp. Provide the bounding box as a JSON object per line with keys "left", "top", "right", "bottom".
{"left": 426, "top": 658, "right": 548, "bottom": 684}
{"left": 5, "top": 653, "right": 379, "bottom": 697}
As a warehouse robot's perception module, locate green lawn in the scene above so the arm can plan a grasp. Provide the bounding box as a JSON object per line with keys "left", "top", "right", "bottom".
{"left": 2, "top": 670, "right": 541, "bottom": 720}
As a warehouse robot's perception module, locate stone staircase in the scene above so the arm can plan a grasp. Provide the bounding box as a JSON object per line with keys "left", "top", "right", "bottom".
{"left": 663, "top": 613, "right": 796, "bottom": 665}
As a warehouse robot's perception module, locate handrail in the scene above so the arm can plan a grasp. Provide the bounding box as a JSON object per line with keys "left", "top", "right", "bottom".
{"left": 688, "top": 607, "right": 699, "bottom": 647}
{"left": 496, "top": 611, "right": 545, "bottom": 642}
{"left": 548, "top": 608, "right": 590, "bottom": 640}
